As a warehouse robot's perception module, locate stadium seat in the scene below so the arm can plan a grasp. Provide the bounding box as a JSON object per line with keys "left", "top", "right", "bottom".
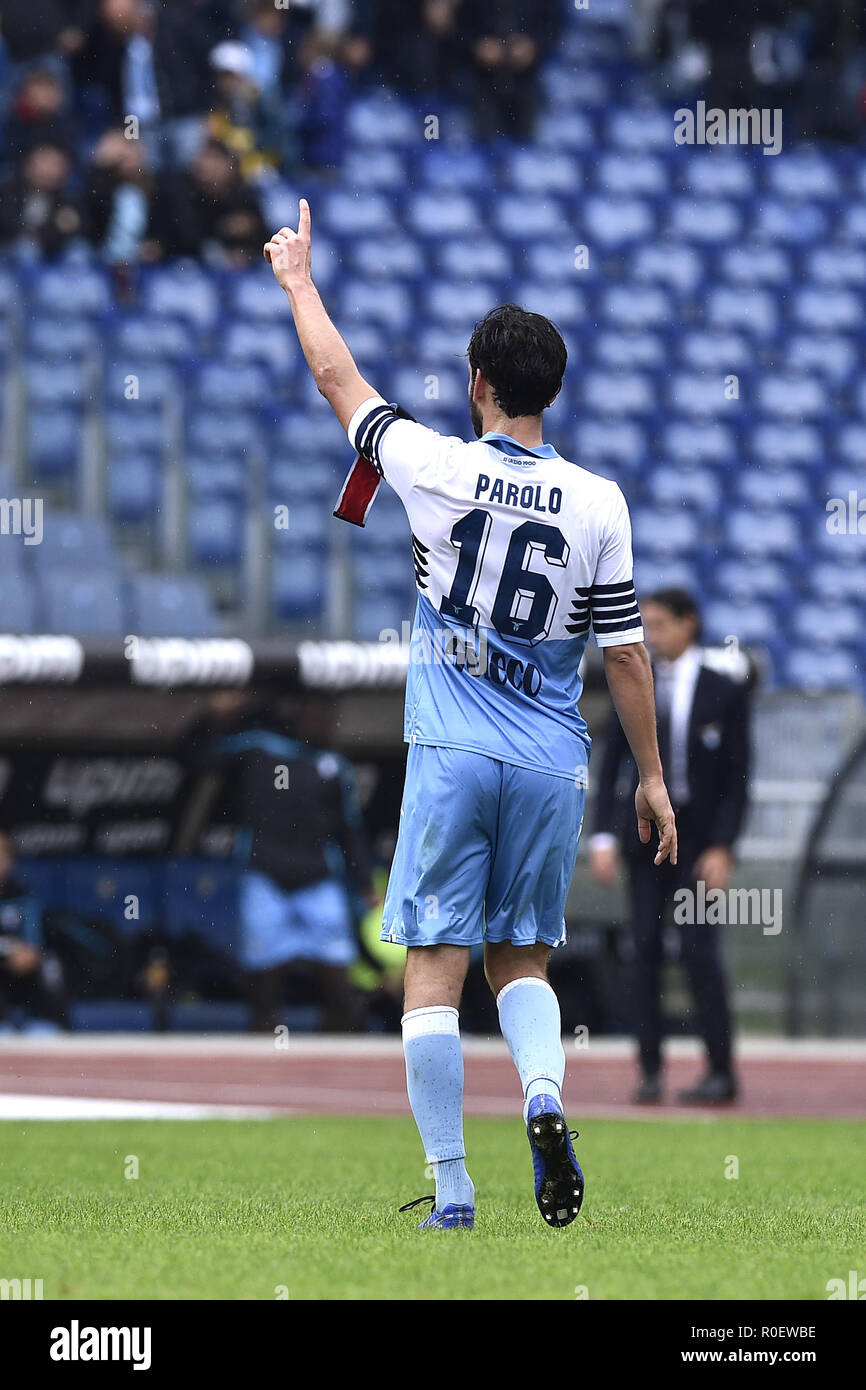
{"left": 40, "top": 570, "right": 127, "bottom": 635}
{"left": 128, "top": 574, "right": 217, "bottom": 636}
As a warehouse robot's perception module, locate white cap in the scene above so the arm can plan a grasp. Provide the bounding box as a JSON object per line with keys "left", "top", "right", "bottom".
{"left": 210, "top": 41, "right": 254, "bottom": 78}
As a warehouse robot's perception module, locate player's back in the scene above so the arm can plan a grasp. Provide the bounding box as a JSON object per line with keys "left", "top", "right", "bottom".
{"left": 347, "top": 398, "right": 643, "bottom": 780}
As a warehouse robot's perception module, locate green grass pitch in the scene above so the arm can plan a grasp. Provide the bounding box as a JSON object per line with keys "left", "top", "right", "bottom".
{"left": 1, "top": 1117, "right": 863, "bottom": 1300}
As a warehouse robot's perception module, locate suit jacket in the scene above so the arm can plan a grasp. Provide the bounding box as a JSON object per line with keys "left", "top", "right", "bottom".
{"left": 593, "top": 660, "right": 751, "bottom": 857}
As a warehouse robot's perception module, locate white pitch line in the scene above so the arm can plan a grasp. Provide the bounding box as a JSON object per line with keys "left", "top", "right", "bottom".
{"left": 0, "top": 1094, "right": 284, "bottom": 1121}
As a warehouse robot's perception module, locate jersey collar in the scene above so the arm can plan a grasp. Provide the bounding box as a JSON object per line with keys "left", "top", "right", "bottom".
{"left": 481, "top": 432, "right": 559, "bottom": 460}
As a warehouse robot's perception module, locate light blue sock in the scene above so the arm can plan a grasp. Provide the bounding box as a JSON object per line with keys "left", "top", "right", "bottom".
{"left": 402, "top": 1006, "right": 475, "bottom": 1210}
{"left": 497, "top": 977, "right": 566, "bottom": 1123}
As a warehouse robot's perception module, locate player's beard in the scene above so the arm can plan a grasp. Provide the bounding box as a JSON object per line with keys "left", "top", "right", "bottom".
{"left": 469, "top": 397, "right": 484, "bottom": 438}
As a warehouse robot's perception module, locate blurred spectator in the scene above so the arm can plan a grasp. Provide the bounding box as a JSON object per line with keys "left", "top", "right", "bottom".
{"left": 0, "top": 142, "right": 83, "bottom": 256}
{"left": 373, "top": 0, "right": 463, "bottom": 96}
{"left": 84, "top": 126, "right": 151, "bottom": 269}
{"left": 143, "top": 136, "right": 266, "bottom": 264}
{"left": 74, "top": 0, "right": 233, "bottom": 168}
{"left": 295, "top": 30, "right": 350, "bottom": 172}
{"left": 0, "top": 832, "right": 67, "bottom": 1032}
{"left": 460, "top": 0, "right": 562, "bottom": 139}
{"left": 179, "top": 690, "right": 376, "bottom": 1032}
{"left": 239, "top": 0, "right": 291, "bottom": 95}
{"left": 0, "top": 0, "right": 90, "bottom": 65}
{"left": 4, "top": 66, "right": 75, "bottom": 161}
{"left": 208, "top": 39, "right": 291, "bottom": 178}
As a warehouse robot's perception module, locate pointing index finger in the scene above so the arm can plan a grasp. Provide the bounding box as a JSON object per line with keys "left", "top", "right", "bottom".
{"left": 298, "top": 198, "right": 311, "bottom": 240}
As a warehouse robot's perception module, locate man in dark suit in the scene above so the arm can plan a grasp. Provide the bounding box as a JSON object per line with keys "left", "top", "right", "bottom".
{"left": 590, "top": 589, "right": 751, "bottom": 1104}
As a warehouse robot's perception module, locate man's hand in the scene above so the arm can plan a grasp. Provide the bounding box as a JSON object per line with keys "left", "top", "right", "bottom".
{"left": 635, "top": 776, "right": 677, "bottom": 867}
{"left": 5, "top": 942, "right": 42, "bottom": 975}
{"left": 693, "top": 846, "right": 733, "bottom": 892}
{"left": 264, "top": 199, "right": 313, "bottom": 297}
{"left": 590, "top": 841, "right": 620, "bottom": 888}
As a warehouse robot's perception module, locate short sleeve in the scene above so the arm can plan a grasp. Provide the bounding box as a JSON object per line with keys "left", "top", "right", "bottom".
{"left": 589, "top": 486, "right": 644, "bottom": 647}
{"left": 346, "top": 395, "right": 446, "bottom": 503}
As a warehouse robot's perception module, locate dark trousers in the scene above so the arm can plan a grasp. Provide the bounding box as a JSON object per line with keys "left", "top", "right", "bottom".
{"left": 625, "top": 831, "right": 733, "bottom": 1078}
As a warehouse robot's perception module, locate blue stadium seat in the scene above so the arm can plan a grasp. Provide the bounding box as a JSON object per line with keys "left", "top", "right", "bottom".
{"left": 40, "top": 570, "right": 127, "bottom": 635}
{"left": 602, "top": 285, "right": 671, "bottom": 329}
{"left": 343, "top": 147, "right": 407, "bottom": 190}
{"left": 719, "top": 244, "right": 792, "bottom": 287}
{"left": 764, "top": 152, "right": 840, "bottom": 200}
{"left": 108, "top": 453, "right": 161, "bottom": 521}
{"left": 756, "top": 374, "right": 828, "bottom": 420}
{"left": 804, "top": 246, "right": 866, "bottom": 286}
{"left": 222, "top": 320, "right": 298, "bottom": 372}
{"left": 629, "top": 244, "right": 704, "bottom": 295}
{"left": 792, "top": 287, "right": 860, "bottom": 333}
{"left": 128, "top": 574, "right": 217, "bottom": 636}
{"left": 596, "top": 152, "right": 667, "bottom": 196}
{"left": 189, "top": 498, "right": 244, "bottom": 567}
{"left": 749, "top": 422, "right": 822, "bottom": 468}
{"left": 141, "top": 267, "right": 220, "bottom": 330}
{"left": 716, "top": 558, "right": 789, "bottom": 602}
{"left": 782, "top": 649, "right": 861, "bottom": 690}
{"left": 606, "top": 107, "right": 673, "bottom": 151}
{"left": 592, "top": 331, "right": 666, "bottom": 370}
{"left": 28, "top": 265, "right": 110, "bottom": 318}
{"left": 668, "top": 373, "right": 738, "bottom": 418}
{"left": 162, "top": 860, "right": 238, "bottom": 955}
{"left": 421, "top": 146, "right": 493, "bottom": 192}
{"left": 193, "top": 362, "right": 273, "bottom": 410}
{"left": 189, "top": 408, "right": 261, "bottom": 457}
{"left": 0, "top": 565, "right": 40, "bottom": 631}
{"left": 582, "top": 370, "right": 655, "bottom": 416}
{"left": 724, "top": 509, "right": 800, "bottom": 559}
{"left": 668, "top": 199, "right": 743, "bottom": 245}
{"left": 505, "top": 148, "right": 581, "bottom": 195}
{"left": 736, "top": 469, "right": 811, "bottom": 510}
{"left": 790, "top": 602, "right": 861, "bottom": 648}
{"left": 632, "top": 509, "right": 702, "bottom": 558}
{"left": 676, "top": 331, "right": 750, "bottom": 372}
{"left": 751, "top": 200, "right": 827, "bottom": 245}
{"left": 28, "top": 316, "right": 100, "bottom": 358}
{"left": 574, "top": 419, "right": 647, "bottom": 469}
{"left": 785, "top": 333, "right": 857, "bottom": 384}
{"left": 64, "top": 859, "right": 161, "bottom": 937}
{"left": 109, "top": 315, "right": 197, "bottom": 362}
{"left": 321, "top": 189, "right": 396, "bottom": 237}
{"left": 662, "top": 421, "right": 738, "bottom": 465}
{"left": 345, "top": 94, "right": 418, "bottom": 147}
{"left": 28, "top": 407, "right": 82, "bottom": 480}
{"left": 536, "top": 110, "right": 596, "bottom": 152}
{"left": 32, "top": 515, "right": 116, "bottom": 571}
{"left": 647, "top": 467, "right": 720, "bottom": 514}
{"left": 682, "top": 155, "right": 756, "bottom": 198}
{"left": 437, "top": 237, "right": 512, "bottom": 283}
{"left": 704, "top": 599, "right": 776, "bottom": 646}
{"left": 339, "top": 279, "right": 413, "bottom": 334}
{"left": 271, "top": 548, "right": 326, "bottom": 622}
{"left": 352, "top": 236, "right": 425, "bottom": 281}
{"left": 706, "top": 287, "right": 778, "bottom": 337}
{"left": 188, "top": 454, "right": 246, "bottom": 499}
{"left": 583, "top": 196, "right": 655, "bottom": 248}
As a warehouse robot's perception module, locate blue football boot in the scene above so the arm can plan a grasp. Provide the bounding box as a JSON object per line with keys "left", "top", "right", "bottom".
{"left": 526, "top": 1094, "right": 585, "bottom": 1228}
{"left": 399, "top": 1195, "right": 475, "bottom": 1230}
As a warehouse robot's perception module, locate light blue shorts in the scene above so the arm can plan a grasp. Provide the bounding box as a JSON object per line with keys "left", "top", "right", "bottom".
{"left": 381, "top": 743, "right": 585, "bottom": 949}
{"left": 239, "top": 871, "right": 357, "bottom": 971}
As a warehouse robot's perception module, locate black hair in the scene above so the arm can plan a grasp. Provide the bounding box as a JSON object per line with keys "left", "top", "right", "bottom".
{"left": 467, "top": 303, "right": 567, "bottom": 419}
{"left": 644, "top": 587, "right": 703, "bottom": 638}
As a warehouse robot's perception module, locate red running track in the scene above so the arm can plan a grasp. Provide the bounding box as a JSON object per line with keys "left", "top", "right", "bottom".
{"left": 0, "top": 1042, "right": 863, "bottom": 1119}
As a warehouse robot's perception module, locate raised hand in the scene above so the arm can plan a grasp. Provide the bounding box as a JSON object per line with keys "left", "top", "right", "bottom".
{"left": 264, "top": 198, "right": 313, "bottom": 296}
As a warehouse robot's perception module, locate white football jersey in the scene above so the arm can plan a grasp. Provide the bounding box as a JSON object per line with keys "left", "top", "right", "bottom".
{"left": 347, "top": 396, "right": 643, "bottom": 779}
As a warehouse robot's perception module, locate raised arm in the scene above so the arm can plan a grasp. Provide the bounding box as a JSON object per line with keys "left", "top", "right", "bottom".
{"left": 264, "top": 199, "right": 378, "bottom": 429}
{"left": 602, "top": 642, "right": 677, "bottom": 867}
